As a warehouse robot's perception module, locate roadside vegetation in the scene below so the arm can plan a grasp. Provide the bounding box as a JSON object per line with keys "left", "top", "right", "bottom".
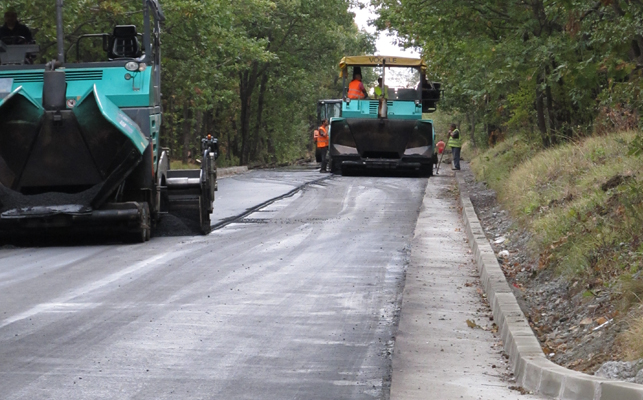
{"left": 471, "top": 132, "right": 642, "bottom": 281}
{"left": 470, "top": 132, "right": 643, "bottom": 359}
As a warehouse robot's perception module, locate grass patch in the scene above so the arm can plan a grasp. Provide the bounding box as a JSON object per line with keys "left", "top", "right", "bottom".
{"left": 621, "top": 315, "right": 643, "bottom": 360}
{"left": 470, "top": 135, "right": 540, "bottom": 190}
{"left": 472, "top": 131, "right": 643, "bottom": 282}
{"left": 621, "top": 276, "right": 643, "bottom": 311}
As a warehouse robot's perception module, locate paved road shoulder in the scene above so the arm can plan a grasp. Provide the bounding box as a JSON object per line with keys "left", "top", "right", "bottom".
{"left": 390, "top": 174, "right": 545, "bottom": 400}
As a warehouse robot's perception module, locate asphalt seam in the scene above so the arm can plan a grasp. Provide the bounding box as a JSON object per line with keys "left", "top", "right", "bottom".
{"left": 455, "top": 173, "right": 643, "bottom": 400}
{"left": 210, "top": 175, "right": 331, "bottom": 231}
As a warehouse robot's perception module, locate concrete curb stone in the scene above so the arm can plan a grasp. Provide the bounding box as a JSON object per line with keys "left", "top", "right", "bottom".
{"left": 455, "top": 173, "right": 643, "bottom": 400}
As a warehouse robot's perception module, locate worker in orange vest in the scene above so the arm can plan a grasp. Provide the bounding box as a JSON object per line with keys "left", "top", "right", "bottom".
{"left": 314, "top": 119, "right": 330, "bottom": 172}
{"left": 313, "top": 127, "right": 321, "bottom": 163}
{"left": 347, "top": 73, "right": 368, "bottom": 99}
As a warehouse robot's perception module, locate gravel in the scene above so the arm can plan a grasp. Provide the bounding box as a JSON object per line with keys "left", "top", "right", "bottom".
{"left": 596, "top": 360, "right": 643, "bottom": 383}
{"left": 153, "top": 213, "right": 200, "bottom": 237}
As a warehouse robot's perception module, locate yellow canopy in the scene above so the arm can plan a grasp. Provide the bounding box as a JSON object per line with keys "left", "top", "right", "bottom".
{"left": 339, "top": 56, "right": 427, "bottom": 73}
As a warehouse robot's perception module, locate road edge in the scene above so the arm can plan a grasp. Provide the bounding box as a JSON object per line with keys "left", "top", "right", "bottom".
{"left": 455, "top": 172, "right": 643, "bottom": 400}
{"left": 218, "top": 166, "right": 249, "bottom": 178}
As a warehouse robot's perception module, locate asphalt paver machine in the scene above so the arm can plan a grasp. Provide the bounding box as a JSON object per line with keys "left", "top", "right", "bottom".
{"left": 0, "top": 0, "right": 217, "bottom": 242}
{"left": 330, "top": 56, "right": 441, "bottom": 176}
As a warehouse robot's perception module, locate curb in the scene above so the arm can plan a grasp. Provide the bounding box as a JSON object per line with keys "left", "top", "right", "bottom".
{"left": 218, "top": 166, "right": 249, "bottom": 178}
{"left": 455, "top": 173, "right": 643, "bottom": 400}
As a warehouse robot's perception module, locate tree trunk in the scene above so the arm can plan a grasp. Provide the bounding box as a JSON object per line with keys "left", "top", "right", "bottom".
{"left": 252, "top": 71, "right": 270, "bottom": 162}
{"left": 233, "top": 117, "right": 239, "bottom": 161}
{"left": 194, "top": 110, "right": 203, "bottom": 159}
{"left": 161, "top": 96, "right": 173, "bottom": 149}
{"left": 239, "top": 63, "right": 261, "bottom": 165}
{"left": 181, "top": 106, "right": 192, "bottom": 164}
{"left": 467, "top": 111, "right": 476, "bottom": 148}
{"left": 535, "top": 89, "right": 549, "bottom": 147}
{"left": 545, "top": 83, "right": 557, "bottom": 144}
{"left": 535, "top": 68, "right": 550, "bottom": 147}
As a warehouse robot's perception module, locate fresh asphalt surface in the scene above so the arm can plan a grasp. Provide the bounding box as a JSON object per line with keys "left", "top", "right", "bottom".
{"left": 0, "top": 167, "right": 420, "bottom": 399}
{"left": 0, "top": 167, "right": 546, "bottom": 399}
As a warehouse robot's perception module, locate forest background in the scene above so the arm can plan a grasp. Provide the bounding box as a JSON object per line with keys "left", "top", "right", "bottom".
{"left": 373, "top": 0, "right": 643, "bottom": 150}
{"left": 3, "top": 0, "right": 373, "bottom": 167}
{"left": 4, "top": 0, "right": 643, "bottom": 163}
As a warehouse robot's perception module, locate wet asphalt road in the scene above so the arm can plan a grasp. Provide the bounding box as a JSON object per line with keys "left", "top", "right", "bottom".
{"left": 0, "top": 168, "right": 426, "bottom": 399}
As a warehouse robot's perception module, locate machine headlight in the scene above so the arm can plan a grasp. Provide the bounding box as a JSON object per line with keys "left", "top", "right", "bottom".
{"left": 414, "top": 99, "right": 421, "bottom": 106}
{"left": 138, "top": 63, "right": 147, "bottom": 72}
{"left": 333, "top": 144, "right": 358, "bottom": 155}
{"left": 344, "top": 97, "right": 351, "bottom": 104}
{"left": 125, "top": 61, "right": 139, "bottom": 71}
{"left": 404, "top": 146, "right": 430, "bottom": 155}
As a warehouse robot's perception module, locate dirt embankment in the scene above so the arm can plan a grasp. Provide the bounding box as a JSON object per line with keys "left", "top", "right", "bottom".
{"left": 459, "top": 161, "right": 641, "bottom": 381}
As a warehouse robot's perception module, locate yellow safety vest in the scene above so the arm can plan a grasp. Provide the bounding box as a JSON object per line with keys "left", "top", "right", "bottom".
{"left": 374, "top": 86, "right": 389, "bottom": 98}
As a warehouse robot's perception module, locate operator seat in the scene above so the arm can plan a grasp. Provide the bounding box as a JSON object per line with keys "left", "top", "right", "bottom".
{"left": 108, "top": 25, "right": 142, "bottom": 60}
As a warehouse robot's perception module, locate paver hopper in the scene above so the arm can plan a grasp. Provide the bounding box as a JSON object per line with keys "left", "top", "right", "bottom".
{"left": 0, "top": 0, "right": 217, "bottom": 242}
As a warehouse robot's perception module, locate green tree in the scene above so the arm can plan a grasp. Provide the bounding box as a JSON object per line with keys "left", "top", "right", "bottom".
{"left": 372, "top": 0, "right": 643, "bottom": 146}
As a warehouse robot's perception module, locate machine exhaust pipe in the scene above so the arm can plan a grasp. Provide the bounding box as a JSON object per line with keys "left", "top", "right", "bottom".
{"left": 56, "top": 0, "right": 65, "bottom": 64}
{"left": 43, "top": 70, "right": 66, "bottom": 111}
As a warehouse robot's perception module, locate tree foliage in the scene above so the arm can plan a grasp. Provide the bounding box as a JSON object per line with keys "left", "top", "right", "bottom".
{"left": 372, "top": 0, "right": 643, "bottom": 147}
{"left": 1, "top": 0, "right": 373, "bottom": 165}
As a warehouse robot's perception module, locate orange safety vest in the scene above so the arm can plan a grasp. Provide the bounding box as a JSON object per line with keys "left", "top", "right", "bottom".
{"left": 317, "top": 126, "right": 329, "bottom": 148}
{"left": 347, "top": 79, "right": 365, "bottom": 99}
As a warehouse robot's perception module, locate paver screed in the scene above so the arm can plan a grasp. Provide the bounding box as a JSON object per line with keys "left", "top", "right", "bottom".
{"left": 389, "top": 174, "right": 547, "bottom": 400}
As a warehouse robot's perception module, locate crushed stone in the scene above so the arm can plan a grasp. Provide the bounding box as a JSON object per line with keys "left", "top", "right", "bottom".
{"left": 596, "top": 360, "right": 643, "bottom": 384}
{"left": 153, "top": 212, "right": 201, "bottom": 237}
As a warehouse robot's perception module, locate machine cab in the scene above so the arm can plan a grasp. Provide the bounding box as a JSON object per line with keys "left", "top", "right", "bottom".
{"left": 339, "top": 56, "right": 442, "bottom": 119}
{"left": 316, "top": 99, "right": 342, "bottom": 125}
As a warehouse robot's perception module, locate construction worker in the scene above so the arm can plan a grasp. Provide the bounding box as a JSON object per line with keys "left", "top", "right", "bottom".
{"left": 313, "top": 126, "right": 321, "bottom": 162}
{"left": 315, "top": 119, "right": 330, "bottom": 172}
{"left": 0, "top": 11, "right": 33, "bottom": 44}
{"left": 374, "top": 77, "right": 389, "bottom": 98}
{"left": 447, "top": 123, "right": 462, "bottom": 171}
{"left": 347, "top": 73, "right": 368, "bottom": 99}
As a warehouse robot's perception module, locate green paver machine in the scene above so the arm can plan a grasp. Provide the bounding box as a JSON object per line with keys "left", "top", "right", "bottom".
{"left": 0, "top": 0, "right": 217, "bottom": 242}
{"left": 330, "top": 56, "right": 441, "bottom": 176}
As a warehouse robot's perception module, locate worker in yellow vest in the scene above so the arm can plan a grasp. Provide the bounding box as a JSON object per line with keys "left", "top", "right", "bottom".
{"left": 315, "top": 119, "right": 330, "bottom": 172}
{"left": 374, "top": 77, "right": 389, "bottom": 98}
{"left": 447, "top": 123, "right": 462, "bottom": 171}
